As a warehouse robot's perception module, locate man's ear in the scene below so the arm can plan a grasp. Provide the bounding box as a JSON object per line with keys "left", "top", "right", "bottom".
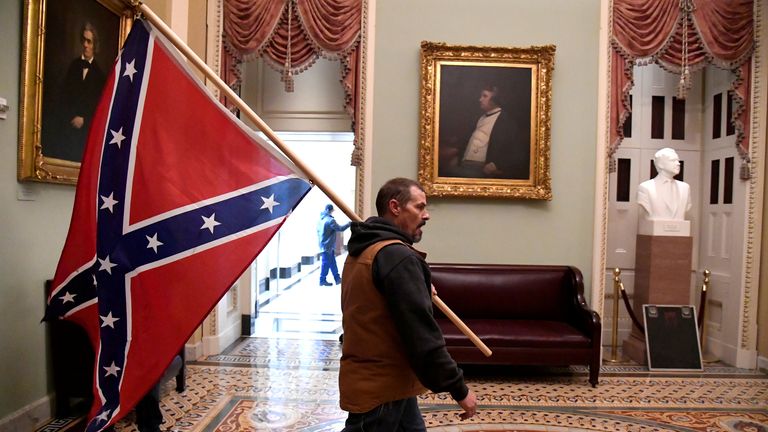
{"left": 388, "top": 199, "right": 400, "bottom": 216}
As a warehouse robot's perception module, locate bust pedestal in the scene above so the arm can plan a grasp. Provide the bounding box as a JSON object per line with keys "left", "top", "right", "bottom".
{"left": 623, "top": 219, "right": 692, "bottom": 365}
{"left": 638, "top": 218, "right": 691, "bottom": 236}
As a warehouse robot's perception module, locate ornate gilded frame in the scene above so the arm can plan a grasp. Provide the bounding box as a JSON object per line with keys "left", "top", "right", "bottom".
{"left": 418, "top": 42, "right": 554, "bottom": 199}
{"left": 18, "top": 0, "right": 133, "bottom": 185}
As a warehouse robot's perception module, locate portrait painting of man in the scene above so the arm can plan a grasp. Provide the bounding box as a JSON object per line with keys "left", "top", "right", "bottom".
{"left": 437, "top": 64, "right": 533, "bottom": 181}
{"left": 39, "top": 0, "right": 121, "bottom": 164}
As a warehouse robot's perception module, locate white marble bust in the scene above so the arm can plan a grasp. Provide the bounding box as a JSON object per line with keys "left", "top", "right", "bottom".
{"left": 637, "top": 148, "right": 692, "bottom": 221}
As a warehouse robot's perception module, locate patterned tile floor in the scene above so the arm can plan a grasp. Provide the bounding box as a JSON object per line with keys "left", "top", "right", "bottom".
{"left": 105, "top": 337, "right": 768, "bottom": 432}
{"left": 250, "top": 255, "right": 343, "bottom": 342}
{"left": 38, "top": 267, "right": 768, "bottom": 431}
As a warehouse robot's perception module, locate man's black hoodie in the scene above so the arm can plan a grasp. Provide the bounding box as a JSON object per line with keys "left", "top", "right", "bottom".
{"left": 346, "top": 217, "right": 468, "bottom": 402}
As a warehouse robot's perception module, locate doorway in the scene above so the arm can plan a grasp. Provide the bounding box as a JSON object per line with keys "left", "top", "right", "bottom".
{"left": 250, "top": 131, "right": 356, "bottom": 341}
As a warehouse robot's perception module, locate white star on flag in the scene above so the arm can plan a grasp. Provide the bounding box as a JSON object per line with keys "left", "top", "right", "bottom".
{"left": 98, "top": 255, "right": 117, "bottom": 274}
{"left": 100, "top": 312, "right": 120, "bottom": 328}
{"left": 109, "top": 127, "right": 126, "bottom": 148}
{"left": 103, "top": 362, "right": 121, "bottom": 377}
{"left": 100, "top": 192, "right": 119, "bottom": 213}
{"left": 44, "top": 21, "right": 315, "bottom": 431}
{"left": 95, "top": 410, "right": 111, "bottom": 422}
{"left": 260, "top": 194, "right": 280, "bottom": 213}
{"left": 200, "top": 213, "right": 221, "bottom": 233}
{"left": 92, "top": 274, "right": 97, "bottom": 287}
{"left": 146, "top": 233, "right": 163, "bottom": 253}
{"left": 123, "top": 59, "right": 138, "bottom": 82}
{"left": 60, "top": 292, "right": 76, "bottom": 303}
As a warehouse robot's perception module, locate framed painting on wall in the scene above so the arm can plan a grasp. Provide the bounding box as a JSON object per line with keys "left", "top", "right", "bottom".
{"left": 19, "top": 0, "right": 133, "bottom": 185}
{"left": 418, "top": 41, "right": 555, "bottom": 199}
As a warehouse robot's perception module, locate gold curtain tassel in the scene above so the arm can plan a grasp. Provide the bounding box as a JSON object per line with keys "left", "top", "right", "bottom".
{"left": 740, "top": 161, "right": 751, "bottom": 180}
{"left": 283, "top": 0, "right": 294, "bottom": 93}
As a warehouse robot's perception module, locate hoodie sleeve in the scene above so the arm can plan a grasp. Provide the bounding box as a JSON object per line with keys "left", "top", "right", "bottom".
{"left": 329, "top": 218, "right": 351, "bottom": 232}
{"left": 373, "top": 245, "right": 469, "bottom": 402}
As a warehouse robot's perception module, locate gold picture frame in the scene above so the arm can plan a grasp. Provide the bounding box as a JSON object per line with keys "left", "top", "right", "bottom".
{"left": 418, "top": 42, "right": 555, "bottom": 199}
{"left": 19, "top": 0, "right": 133, "bottom": 185}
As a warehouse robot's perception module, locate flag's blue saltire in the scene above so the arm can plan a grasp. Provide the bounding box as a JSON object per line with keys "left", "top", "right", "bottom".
{"left": 45, "top": 20, "right": 312, "bottom": 431}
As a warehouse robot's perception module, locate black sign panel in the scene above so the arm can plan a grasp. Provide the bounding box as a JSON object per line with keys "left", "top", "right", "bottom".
{"left": 643, "top": 305, "right": 703, "bottom": 371}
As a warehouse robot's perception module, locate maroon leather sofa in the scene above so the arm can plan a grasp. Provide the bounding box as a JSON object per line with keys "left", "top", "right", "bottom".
{"left": 430, "top": 263, "right": 602, "bottom": 387}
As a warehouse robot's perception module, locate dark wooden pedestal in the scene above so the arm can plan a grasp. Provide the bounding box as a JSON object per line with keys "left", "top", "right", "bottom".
{"left": 622, "top": 235, "right": 692, "bottom": 365}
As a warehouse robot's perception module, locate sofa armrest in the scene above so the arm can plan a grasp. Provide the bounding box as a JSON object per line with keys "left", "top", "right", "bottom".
{"left": 565, "top": 266, "right": 602, "bottom": 342}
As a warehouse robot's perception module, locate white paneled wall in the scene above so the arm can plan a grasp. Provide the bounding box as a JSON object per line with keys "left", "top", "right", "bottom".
{"left": 605, "top": 64, "right": 704, "bottom": 353}
{"left": 605, "top": 64, "right": 752, "bottom": 367}
{"left": 698, "top": 67, "right": 747, "bottom": 366}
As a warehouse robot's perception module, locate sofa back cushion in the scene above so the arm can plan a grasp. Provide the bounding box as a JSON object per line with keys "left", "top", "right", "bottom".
{"left": 429, "top": 263, "right": 580, "bottom": 321}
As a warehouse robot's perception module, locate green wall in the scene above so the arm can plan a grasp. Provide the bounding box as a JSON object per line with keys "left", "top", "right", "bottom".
{"left": 0, "top": 0, "right": 76, "bottom": 421}
{"left": 370, "top": 1, "right": 600, "bottom": 287}
{"left": 0, "top": 0, "right": 602, "bottom": 422}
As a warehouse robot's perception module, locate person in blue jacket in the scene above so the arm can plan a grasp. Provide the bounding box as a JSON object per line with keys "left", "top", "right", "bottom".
{"left": 317, "top": 204, "right": 350, "bottom": 286}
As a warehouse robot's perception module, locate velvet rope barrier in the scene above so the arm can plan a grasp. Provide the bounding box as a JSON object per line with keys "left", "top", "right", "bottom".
{"left": 698, "top": 269, "right": 710, "bottom": 333}
{"left": 619, "top": 279, "right": 644, "bottom": 335}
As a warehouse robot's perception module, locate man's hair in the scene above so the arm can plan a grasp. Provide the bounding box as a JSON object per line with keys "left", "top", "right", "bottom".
{"left": 324, "top": 204, "right": 334, "bottom": 213}
{"left": 82, "top": 22, "right": 99, "bottom": 53}
{"left": 482, "top": 84, "right": 501, "bottom": 107}
{"left": 375, "top": 178, "right": 424, "bottom": 217}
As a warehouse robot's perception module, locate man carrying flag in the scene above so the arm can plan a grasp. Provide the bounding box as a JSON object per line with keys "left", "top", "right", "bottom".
{"left": 44, "top": 19, "right": 311, "bottom": 431}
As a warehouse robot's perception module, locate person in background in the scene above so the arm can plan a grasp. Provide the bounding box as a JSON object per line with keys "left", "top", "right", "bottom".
{"left": 317, "top": 204, "right": 350, "bottom": 286}
{"left": 339, "top": 177, "right": 477, "bottom": 431}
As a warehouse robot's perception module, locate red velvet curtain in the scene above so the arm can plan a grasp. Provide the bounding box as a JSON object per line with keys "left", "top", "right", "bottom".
{"left": 222, "top": 0, "right": 362, "bottom": 151}
{"left": 610, "top": 0, "right": 754, "bottom": 165}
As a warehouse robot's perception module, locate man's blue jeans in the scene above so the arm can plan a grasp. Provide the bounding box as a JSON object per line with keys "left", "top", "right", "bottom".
{"left": 341, "top": 397, "right": 426, "bottom": 432}
{"left": 319, "top": 250, "right": 340, "bottom": 284}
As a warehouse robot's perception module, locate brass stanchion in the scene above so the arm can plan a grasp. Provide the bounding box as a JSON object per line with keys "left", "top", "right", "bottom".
{"left": 699, "top": 269, "right": 719, "bottom": 364}
{"left": 607, "top": 268, "right": 628, "bottom": 363}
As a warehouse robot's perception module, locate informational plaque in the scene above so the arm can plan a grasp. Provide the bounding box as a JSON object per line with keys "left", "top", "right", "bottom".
{"left": 643, "top": 305, "right": 703, "bottom": 371}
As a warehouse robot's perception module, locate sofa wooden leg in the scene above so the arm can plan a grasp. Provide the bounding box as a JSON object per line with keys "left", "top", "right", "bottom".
{"left": 589, "top": 365, "right": 599, "bottom": 387}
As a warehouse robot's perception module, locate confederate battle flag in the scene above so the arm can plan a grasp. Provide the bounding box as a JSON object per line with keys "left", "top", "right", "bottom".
{"left": 44, "top": 20, "right": 311, "bottom": 431}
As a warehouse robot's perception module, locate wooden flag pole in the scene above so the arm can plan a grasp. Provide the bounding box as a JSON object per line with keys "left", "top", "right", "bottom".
{"left": 133, "top": 2, "right": 357, "bottom": 222}
{"left": 134, "top": 1, "right": 491, "bottom": 358}
{"left": 432, "top": 293, "right": 492, "bottom": 356}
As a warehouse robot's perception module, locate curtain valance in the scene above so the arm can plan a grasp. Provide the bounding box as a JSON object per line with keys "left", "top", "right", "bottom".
{"left": 222, "top": 0, "right": 362, "bottom": 146}
{"left": 610, "top": 0, "right": 754, "bottom": 165}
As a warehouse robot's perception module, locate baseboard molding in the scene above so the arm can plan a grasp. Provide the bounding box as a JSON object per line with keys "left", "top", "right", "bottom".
{"left": 202, "top": 319, "right": 241, "bottom": 356}
{"left": 704, "top": 336, "right": 737, "bottom": 366}
{"left": 258, "top": 276, "right": 270, "bottom": 295}
{"left": 270, "top": 258, "right": 320, "bottom": 282}
{"left": 758, "top": 354, "right": 768, "bottom": 372}
{"left": 0, "top": 395, "right": 52, "bottom": 432}
{"left": 734, "top": 347, "right": 758, "bottom": 369}
{"left": 241, "top": 314, "right": 255, "bottom": 336}
{"left": 186, "top": 341, "right": 204, "bottom": 362}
